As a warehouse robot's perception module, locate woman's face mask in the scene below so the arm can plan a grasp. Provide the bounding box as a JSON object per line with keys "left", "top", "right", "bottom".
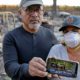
{"left": 64, "top": 31, "right": 80, "bottom": 48}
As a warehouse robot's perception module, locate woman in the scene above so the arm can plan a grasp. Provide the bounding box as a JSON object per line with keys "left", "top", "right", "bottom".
{"left": 47, "top": 15, "right": 80, "bottom": 80}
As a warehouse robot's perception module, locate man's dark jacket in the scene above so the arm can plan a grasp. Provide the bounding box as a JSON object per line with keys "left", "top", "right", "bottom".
{"left": 3, "top": 26, "right": 58, "bottom": 80}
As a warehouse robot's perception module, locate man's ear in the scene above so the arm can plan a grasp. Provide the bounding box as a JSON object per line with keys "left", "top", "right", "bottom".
{"left": 18, "top": 8, "right": 21, "bottom": 14}
{"left": 18, "top": 8, "right": 22, "bottom": 16}
{"left": 17, "top": 9, "right": 22, "bottom": 22}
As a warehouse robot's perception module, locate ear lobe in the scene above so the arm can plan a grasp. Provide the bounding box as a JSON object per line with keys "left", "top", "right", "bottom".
{"left": 18, "top": 15, "right": 22, "bottom": 22}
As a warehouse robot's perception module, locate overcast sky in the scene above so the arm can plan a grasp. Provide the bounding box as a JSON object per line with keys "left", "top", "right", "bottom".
{"left": 0, "top": 0, "right": 80, "bottom": 6}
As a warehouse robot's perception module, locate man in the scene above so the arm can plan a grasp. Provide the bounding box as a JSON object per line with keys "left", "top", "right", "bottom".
{"left": 3, "top": 0, "right": 58, "bottom": 80}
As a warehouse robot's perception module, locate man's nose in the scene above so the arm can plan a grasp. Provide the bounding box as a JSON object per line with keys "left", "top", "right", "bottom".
{"left": 31, "top": 11, "right": 39, "bottom": 17}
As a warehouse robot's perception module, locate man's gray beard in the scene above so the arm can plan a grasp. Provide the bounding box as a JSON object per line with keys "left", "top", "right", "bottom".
{"left": 29, "top": 23, "right": 41, "bottom": 30}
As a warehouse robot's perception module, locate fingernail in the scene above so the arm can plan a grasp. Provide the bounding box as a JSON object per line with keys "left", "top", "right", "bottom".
{"left": 44, "top": 68, "right": 47, "bottom": 71}
{"left": 45, "top": 72, "right": 48, "bottom": 76}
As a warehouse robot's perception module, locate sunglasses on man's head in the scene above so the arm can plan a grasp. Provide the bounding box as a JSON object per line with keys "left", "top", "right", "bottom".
{"left": 23, "top": 5, "right": 43, "bottom": 14}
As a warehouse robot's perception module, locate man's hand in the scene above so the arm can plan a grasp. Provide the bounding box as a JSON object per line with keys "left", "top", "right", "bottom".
{"left": 28, "top": 57, "right": 48, "bottom": 77}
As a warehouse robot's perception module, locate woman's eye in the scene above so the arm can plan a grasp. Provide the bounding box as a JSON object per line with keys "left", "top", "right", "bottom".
{"left": 72, "top": 29, "right": 78, "bottom": 32}
{"left": 63, "top": 31, "right": 68, "bottom": 33}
